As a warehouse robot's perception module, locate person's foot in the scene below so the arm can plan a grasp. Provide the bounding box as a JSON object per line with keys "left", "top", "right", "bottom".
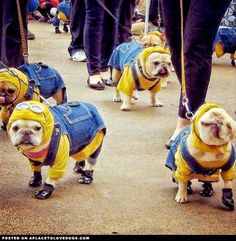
{"left": 63, "top": 25, "right": 69, "bottom": 33}
{"left": 165, "top": 117, "right": 190, "bottom": 149}
{"left": 71, "top": 50, "right": 86, "bottom": 62}
{"left": 87, "top": 75, "right": 105, "bottom": 90}
{"left": 27, "top": 30, "right": 35, "bottom": 40}
{"left": 55, "top": 27, "right": 61, "bottom": 34}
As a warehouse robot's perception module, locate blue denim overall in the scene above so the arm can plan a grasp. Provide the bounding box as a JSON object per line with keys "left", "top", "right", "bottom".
{"left": 18, "top": 62, "right": 67, "bottom": 103}
{"left": 165, "top": 126, "right": 235, "bottom": 176}
{"left": 43, "top": 101, "right": 106, "bottom": 166}
{"left": 108, "top": 41, "right": 144, "bottom": 72}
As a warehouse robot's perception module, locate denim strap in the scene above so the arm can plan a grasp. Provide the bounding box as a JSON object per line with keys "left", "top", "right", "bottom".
{"left": 181, "top": 138, "right": 235, "bottom": 176}
{"left": 44, "top": 123, "right": 61, "bottom": 166}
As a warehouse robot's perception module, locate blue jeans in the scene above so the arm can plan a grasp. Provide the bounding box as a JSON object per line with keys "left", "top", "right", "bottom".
{"left": 83, "top": 0, "right": 121, "bottom": 75}
{"left": 68, "top": 0, "right": 85, "bottom": 57}
{"left": 161, "top": 0, "right": 231, "bottom": 118}
{"left": 0, "top": 0, "right": 28, "bottom": 67}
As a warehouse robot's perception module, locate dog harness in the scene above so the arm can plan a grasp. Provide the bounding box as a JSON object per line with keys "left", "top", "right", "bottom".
{"left": 130, "top": 59, "right": 162, "bottom": 91}
{"left": 180, "top": 133, "right": 236, "bottom": 176}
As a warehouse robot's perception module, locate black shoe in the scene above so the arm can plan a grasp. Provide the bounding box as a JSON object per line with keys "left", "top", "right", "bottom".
{"left": 200, "top": 182, "right": 214, "bottom": 197}
{"left": 34, "top": 183, "right": 55, "bottom": 200}
{"left": 79, "top": 170, "right": 94, "bottom": 184}
{"left": 87, "top": 78, "right": 105, "bottom": 90}
{"left": 73, "top": 161, "right": 85, "bottom": 174}
{"left": 29, "top": 172, "right": 42, "bottom": 187}
{"left": 102, "top": 77, "right": 114, "bottom": 87}
{"left": 55, "top": 27, "right": 61, "bottom": 34}
{"left": 222, "top": 188, "right": 234, "bottom": 210}
{"left": 165, "top": 138, "right": 174, "bottom": 150}
{"left": 187, "top": 181, "right": 193, "bottom": 194}
{"left": 63, "top": 25, "right": 69, "bottom": 33}
{"left": 27, "top": 30, "right": 35, "bottom": 40}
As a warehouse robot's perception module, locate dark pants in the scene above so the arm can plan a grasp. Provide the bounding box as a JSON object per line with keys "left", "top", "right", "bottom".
{"left": 83, "top": 0, "right": 121, "bottom": 75}
{"left": 68, "top": 0, "right": 85, "bottom": 56}
{"left": 161, "top": 0, "right": 231, "bottom": 118}
{"left": 116, "top": 0, "right": 136, "bottom": 45}
{"left": 0, "top": 0, "right": 28, "bottom": 67}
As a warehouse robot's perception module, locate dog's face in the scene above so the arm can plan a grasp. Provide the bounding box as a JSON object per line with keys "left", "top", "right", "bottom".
{"left": 8, "top": 119, "right": 43, "bottom": 151}
{"left": 0, "top": 81, "right": 19, "bottom": 106}
{"left": 197, "top": 108, "right": 236, "bottom": 146}
{"left": 140, "top": 34, "right": 164, "bottom": 48}
{"left": 142, "top": 51, "right": 171, "bottom": 79}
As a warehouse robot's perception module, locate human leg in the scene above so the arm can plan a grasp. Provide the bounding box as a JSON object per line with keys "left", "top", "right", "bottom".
{"left": 0, "top": 0, "right": 28, "bottom": 67}
{"left": 68, "top": 0, "right": 86, "bottom": 59}
{"left": 84, "top": 0, "right": 105, "bottom": 88}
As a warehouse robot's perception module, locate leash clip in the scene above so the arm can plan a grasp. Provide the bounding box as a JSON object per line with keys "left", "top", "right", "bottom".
{"left": 182, "top": 96, "right": 194, "bottom": 120}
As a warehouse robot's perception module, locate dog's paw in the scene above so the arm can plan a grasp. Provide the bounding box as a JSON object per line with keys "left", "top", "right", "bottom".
{"left": 120, "top": 103, "right": 131, "bottom": 111}
{"left": 132, "top": 92, "right": 139, "bottom": 100}
{"left": 152, "top": 101, "right": 164, "bottom": 107}
{"left": 222, "top": 188, "right": 234, "bottom": 210}
{"left": 78, "top": 170, "right": 94, "bottom": 184}
{"left": 29, "top": 172, "right": 42, "bottom": 187}
{"left": 73, "top": 161, "right": 85, "bottom": 174}
{"left": 175, "top": 192, "right": 188, "bottom": 204}
{"left": 34, "top": 183, "right": 54, "bottom": 200}
{"left": 113, "top": 97, "right": 122, "bottom": 102}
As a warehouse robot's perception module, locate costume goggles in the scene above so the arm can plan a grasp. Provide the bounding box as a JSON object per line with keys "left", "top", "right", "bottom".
{"left": 15, "top": 102, "right": 43, "bottom": 113}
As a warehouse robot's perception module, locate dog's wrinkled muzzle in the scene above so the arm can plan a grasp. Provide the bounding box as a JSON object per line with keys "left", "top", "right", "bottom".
{"left": 152, "top": 63, "right": 169, "bottom": 77}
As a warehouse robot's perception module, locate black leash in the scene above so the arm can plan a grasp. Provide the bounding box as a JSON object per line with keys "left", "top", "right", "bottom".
{"left": 95, "top": 0, "right": 132, "bottom": 37}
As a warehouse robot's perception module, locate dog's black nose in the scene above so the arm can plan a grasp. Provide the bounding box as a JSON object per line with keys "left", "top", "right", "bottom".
{"left": 23, "top": 130, "right": 33, "bottom": 136}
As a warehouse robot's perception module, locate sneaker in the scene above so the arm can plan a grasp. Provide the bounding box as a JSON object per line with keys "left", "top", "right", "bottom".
{"left": 71, "top": 50, "right": 86, "bottom": 62}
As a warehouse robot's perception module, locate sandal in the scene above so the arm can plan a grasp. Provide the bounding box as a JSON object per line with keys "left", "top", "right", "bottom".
{"left": 87, "top": 78, "right": 105, "bottom": 90}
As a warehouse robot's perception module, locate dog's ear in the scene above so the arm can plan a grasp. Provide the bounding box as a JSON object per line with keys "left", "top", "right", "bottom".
{"left": 139, "top": 31, "right": 144, "bottom": 39}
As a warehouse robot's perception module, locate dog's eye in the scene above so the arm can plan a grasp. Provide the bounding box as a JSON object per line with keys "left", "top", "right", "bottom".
{"left": 7, "top": 89, "right": 15, "bottom": 94}
{"left": 13, "top": 126, "right": 19, "bottom": 132}
{"left": 153, "top": 61, "right": 160, "bottom": 66}
{"left": 34, "top": 126, "right": 41, "bottom": 131}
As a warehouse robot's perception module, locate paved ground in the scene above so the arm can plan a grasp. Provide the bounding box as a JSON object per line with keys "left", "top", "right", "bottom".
{"left": 0, "top": 21, "right": 236, "bottom": 235}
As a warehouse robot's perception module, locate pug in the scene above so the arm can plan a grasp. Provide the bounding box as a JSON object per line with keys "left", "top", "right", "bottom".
{"left": 166, "top": 103, "right": 236, "bottom": 210}
{"left": 108, "top": 41, "right": 171, "bottom": 111}
{"left": 7, "top": 100, "right": 106, "bottom": 200}
{"left": 140, "top": 31, "right": 166, "bottom": 48}
{"left": 0, "top": 62, "right": 67, "bottom": 127}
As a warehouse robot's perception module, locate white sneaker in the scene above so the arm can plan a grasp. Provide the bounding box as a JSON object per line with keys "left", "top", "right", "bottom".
{"left": 71, "top": 50, "right": 86, "bottom": 62}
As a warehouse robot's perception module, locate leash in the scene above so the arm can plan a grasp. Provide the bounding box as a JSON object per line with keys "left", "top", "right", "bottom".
{"left": 157, "top": 0, "right": 162, "bottom": 31}
{"left": 0, "top": 1, "right": 51, "bottom": 106}
{"left": 95, "top": 0, "right": 132, "bottom": 37}
{"left": 179, "top": 0, "right": 194, "bottom": 120}
{"left": 16, "top": 0, "right": 29, "bottom": 64}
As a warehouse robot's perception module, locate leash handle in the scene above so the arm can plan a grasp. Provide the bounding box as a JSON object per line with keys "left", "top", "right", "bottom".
{"left": 16, "top": 0, "right": 29, "bottom": 64}
{"left": 179, "top": 0, "right": 194, "bottom": 120}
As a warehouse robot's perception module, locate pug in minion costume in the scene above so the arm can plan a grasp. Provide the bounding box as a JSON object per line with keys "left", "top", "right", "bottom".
{"left": 166, "top": 103, "right": 236, "bottom": 210}
{"left": 108, "top": 41, "right": 171, "bottom": 111}
{"left": 0, "top": 63, "right": 67, "bottom": 128}
{"left": 7, "top": 100, "right": 106, "bottom": 199}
